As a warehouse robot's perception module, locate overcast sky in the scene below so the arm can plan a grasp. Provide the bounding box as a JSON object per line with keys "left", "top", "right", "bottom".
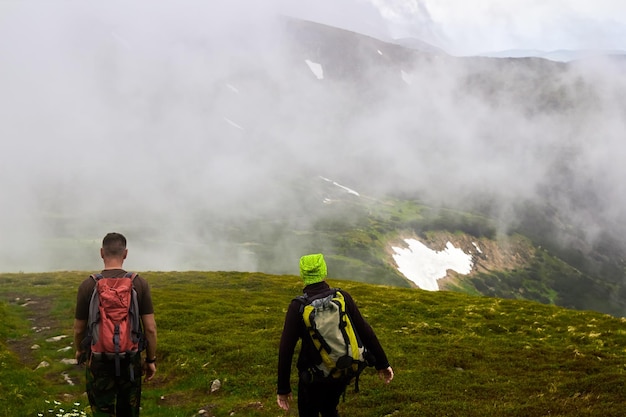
{"left": 280, "top": 0, "right": 626, "bottom": 55}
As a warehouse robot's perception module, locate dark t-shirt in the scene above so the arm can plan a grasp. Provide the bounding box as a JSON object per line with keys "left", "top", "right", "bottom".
{"left": 74, "top": 269, "right": 154, "bottom": 320}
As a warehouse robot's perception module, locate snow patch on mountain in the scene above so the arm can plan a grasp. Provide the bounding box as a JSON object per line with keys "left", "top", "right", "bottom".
{"left": 320, "top": 176, "right": 360, "bottom": 196}
{"left": 392, "top": 239, "right": 473, "bottom": 291}
{"left": 305, "top": 59, "right": 324, "bottom": 79}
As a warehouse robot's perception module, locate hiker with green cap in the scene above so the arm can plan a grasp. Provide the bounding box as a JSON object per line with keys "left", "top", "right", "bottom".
{"left": 277, "top": 253, "right": 394, "bottom": 416}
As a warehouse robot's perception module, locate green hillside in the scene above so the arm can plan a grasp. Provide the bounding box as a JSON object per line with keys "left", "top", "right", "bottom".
{"left": 1, "top": 271, "right": 625, "bottom": 416}
{"left": 6, "top": 180, "right": 626, "bottom": 318}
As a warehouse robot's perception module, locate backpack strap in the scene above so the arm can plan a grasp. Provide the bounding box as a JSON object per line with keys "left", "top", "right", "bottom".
{"left": 124, "top": 271, "right": 137, "bottom": 280}
{"left": 82, "top": 274, "right": 104, "bottom": 358}
{"left": 295, "top": 288, "right": 339, "bottom": 307}
{"left": 86, "top": 273, "right": 104, "bottom": 329}
{"left": 124, "top": 272, "right": 145, "bottom": 353}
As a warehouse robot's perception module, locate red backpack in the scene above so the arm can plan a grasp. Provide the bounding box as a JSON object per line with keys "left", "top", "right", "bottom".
{"left": 86, "top": 272, "right": 144, "bottom": 378}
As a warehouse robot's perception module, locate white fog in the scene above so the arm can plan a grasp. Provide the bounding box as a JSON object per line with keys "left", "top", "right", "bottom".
{"left": 1, "top": 1, "right": 625, "bottom": 274}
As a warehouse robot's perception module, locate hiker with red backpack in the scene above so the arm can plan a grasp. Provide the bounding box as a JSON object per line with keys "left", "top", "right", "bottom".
{"left": 73, "top": 232, "right": 158, "bottom": 417}
{"left": 277, "top": 253, "right": 394, "bottom": 416}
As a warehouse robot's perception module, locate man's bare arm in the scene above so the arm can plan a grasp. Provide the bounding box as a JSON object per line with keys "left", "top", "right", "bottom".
{"left": 142, "top": 314, "right": 158, "bottom": 381}
{"left": 73, "top": 319, "right": 87, "bottom": 363}
{"left": 142, "top": 314, "right": 157, "bottom": 359}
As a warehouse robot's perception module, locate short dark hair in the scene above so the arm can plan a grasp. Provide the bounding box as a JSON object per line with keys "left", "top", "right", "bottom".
{"left": 102, "top": 232, "right": 127, "bottom": 257}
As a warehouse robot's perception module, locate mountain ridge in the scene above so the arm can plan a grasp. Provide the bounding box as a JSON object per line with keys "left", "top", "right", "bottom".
{"left": 475, "top": 48, "right": 626, "bottom": 62}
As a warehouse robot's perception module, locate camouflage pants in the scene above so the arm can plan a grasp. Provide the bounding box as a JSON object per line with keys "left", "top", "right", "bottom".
{"left": 86, "top": 354, "right": 143, "bottom": 417}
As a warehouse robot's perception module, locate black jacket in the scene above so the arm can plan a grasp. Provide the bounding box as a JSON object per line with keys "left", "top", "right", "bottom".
{"left": 277, "top": 281, "right": 390, "bottom": 395}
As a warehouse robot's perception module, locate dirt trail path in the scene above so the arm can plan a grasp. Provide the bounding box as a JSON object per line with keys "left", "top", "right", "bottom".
{"left": 5, "top": 294, "right": 81, "bottom": 386}
{"left": 6, "top": 295, "right": 55, "bottom": 364}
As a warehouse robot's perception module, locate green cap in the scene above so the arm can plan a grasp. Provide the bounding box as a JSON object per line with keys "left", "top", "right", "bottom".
{"left": 299, "top": 253, "right": 327, "bottom": 286}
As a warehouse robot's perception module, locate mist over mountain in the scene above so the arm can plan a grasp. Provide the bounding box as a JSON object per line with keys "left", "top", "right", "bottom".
{"left": 1, "top": 2, "right": 625, "bottom": 283}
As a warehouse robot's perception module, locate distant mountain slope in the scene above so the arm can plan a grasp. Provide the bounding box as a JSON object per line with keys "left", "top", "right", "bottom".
{"left": 2, "top": 15, "right": 626, "bottom": 318}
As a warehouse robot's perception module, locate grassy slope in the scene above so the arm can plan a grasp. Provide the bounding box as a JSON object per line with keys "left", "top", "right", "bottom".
{"left": 1, "top": 271, "right": 625, "bottom": 417}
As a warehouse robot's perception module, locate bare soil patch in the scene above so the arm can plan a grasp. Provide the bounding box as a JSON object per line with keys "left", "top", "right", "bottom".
{"left": 4, "top": 294, "right": 60, "bottom": 367}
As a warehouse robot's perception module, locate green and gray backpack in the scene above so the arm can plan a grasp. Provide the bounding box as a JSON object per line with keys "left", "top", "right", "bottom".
{"left": 296, "top": 288, "right": 373, "bottom": 392}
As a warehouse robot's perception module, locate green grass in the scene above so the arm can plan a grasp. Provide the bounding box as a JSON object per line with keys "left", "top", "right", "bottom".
{"left": 1, "top": 271, "right": 625, "bottom": 416}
